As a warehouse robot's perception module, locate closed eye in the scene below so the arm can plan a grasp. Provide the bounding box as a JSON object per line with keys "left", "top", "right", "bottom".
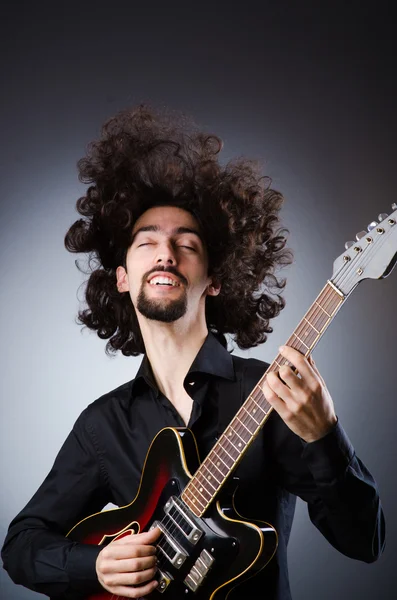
{"left": 138, "top": 243, "right": 196, "bottom": 251}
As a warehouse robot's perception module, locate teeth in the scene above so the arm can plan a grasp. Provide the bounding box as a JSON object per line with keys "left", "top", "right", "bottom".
{"left": 149, "top": 276, "right": 179, "bottom": 286}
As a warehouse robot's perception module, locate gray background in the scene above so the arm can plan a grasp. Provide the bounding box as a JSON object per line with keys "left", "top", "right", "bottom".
{"left": 1, "top": 1, "right": 396, "bottom": 598}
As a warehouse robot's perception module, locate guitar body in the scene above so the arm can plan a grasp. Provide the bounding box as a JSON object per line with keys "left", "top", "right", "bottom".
{"left": 67, "top": 427, "right": 278, "bottom": 599}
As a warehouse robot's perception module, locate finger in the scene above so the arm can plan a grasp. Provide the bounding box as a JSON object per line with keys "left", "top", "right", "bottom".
{"left": 266, "top": 371, "right": 293, "bottom": 403}
{"left": 105, "top": 543, "right": 157, "bottom": 560}
{"left": 111, "top": 527, "right": 161, "bottom": 548}
{"left": 261, "top": 377, "right": 290, "bottom": 420}
{"left": 106, "top": 579, "right": 158, "bottom": 599}
{"left": 279, "top": 346, "right": 317, "bottom": 385}
{"left": 111, "top": 555, "right": 157, "bottom": 574}
{"left": 308, "top": 355, "right": 327, "bottom": 386}
{"left": 106, "top": 565, "right": 158, "bottom": 587}
{"left": 278, "top": 364, "right": 302, "bottom": 390}
{"left": 123, "top": 527, "right": 161, "bottom": 544}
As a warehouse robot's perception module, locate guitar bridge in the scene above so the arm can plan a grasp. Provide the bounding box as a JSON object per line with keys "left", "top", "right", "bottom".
{"left": 184, "top": 548, "right": 215, "bottom": 592}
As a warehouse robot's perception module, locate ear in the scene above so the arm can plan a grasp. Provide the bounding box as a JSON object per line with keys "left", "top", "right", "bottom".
{"left": 116, "top": 265, "right": 129, "bottom": 293}
{"left": 207, "top": 278, "right": 221, "bottom": 297}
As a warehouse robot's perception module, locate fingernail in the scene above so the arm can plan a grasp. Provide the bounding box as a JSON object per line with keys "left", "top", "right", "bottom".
{"left": 279, "top": 346, "right": 285, "bottom": 352}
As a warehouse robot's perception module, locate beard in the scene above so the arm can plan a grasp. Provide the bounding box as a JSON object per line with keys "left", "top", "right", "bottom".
{"left": 136, "top": 285, "right": 188, "bottom": 322}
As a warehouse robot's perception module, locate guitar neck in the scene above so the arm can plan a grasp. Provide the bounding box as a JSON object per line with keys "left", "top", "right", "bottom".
{"left": 181, "top": 280, "right": 345, "bottom": 517}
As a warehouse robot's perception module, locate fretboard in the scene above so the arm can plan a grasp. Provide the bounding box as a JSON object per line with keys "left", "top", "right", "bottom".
{"left": 181, "top": 280, "right": 345, "bottom": 517}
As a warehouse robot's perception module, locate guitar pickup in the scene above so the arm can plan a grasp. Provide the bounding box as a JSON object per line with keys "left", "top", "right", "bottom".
{"left": 164, "top": 496, "right": 203, "bottom": 544}
{"left": 150, "top": 520, "right": 188, "bottom": 569}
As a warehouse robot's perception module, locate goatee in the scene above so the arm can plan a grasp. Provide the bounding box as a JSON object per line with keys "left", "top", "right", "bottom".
{"left": 137, "top": 286, "right": 187, "bottom": 322}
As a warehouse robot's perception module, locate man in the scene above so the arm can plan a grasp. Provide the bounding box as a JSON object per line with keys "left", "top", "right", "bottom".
{"left": 2, "top": 105, "right": 385, "bottom": 599}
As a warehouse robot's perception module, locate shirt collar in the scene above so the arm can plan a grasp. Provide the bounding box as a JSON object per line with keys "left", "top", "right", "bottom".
{"left": 131, "top": 331, "right": 235, "bottom": 397}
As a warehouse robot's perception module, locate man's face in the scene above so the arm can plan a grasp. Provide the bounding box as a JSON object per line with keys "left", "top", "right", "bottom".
{"left": 116, "top": 205, "right": 218, "bottom": 323}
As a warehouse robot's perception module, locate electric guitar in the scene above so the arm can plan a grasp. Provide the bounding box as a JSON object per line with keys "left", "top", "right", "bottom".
{"left": 67, "top": 205, "right": 397, "bottom": 599}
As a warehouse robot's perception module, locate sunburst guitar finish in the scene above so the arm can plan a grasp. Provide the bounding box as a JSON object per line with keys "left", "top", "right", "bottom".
{"left": 67, "top": 428, "right": 278, "bottom": 599}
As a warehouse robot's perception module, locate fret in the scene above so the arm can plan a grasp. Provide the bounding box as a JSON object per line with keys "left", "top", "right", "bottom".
{"left": 241, "top": 404, "right": 260, "bottom": 430}
{"left": 207, "top": 454, "right": 227, "bottom": 477}
{"left": 211, "top": 448, "right": 230, "bottom": 470}
{"left": 200, "top": 463, "right": 221, "bottom": 488}
{"left": 224, "top": 432, "right": 241, "bottom": 453}
{"left": 229, "top": 419, "right": 250, "bottom": 444}
{"left": 292, "top": 332, "right": 310, "bottom": 350}
{"left": 183, "top": 488, "right": 206, "bottom": 512}
{"left": 248, "top": 394, "right": 266, "bottom": 419}
{"left": 306, "top": 318, "right": 327, "bottom": 340}
{"left": 314, "top": 301, "right": 332, "bottom": 318}
{"left": 193, "top": 479, "right": 214, "bottom": 502}
{"left": 247, "top": 409, "right": 260, "bottom": 426}
{"left": 295, "top": 323, "right": 317, "bottom": 342}
{"left": 194, "top": 468, "right": 217, "bottom": 494}
{"left": 235, "top": 415, "right": 254, "bottom": 435}
{"left": 233, "top": 426, "right": 248, "bottom": 445}
{"left": 303, "top": 316, "right": 320, "bottom": 334}
{"left": 218, "top": 439, "right": 236, "bottom": 462}
{"left": 222, "top": 436, "right": 240, "bottom": 460}
{"left": 298, "top": 323, "right": 318, "bottom": 345}
{"left": 190, "top": 477, "right": 213, "bottom": 501}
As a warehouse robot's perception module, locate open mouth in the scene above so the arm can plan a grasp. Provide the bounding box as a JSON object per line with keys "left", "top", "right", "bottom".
{"left": 147, "top": 282, "right": 179, "bottom": 289}
{"left": 147, "top": 275, "right": 181, "bottom": 288}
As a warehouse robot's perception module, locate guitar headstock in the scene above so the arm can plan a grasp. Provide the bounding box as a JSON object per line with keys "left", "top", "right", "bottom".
{"left": 331, "top": 204, "right": 397, "bottom": 296}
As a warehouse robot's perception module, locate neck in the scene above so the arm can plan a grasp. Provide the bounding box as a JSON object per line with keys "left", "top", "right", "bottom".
{"left": 138, "top": 313, "right": 209, "bottom": 402}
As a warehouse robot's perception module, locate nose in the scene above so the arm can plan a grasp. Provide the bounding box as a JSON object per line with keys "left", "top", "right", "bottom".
{"left": 155, "top": 241, "right": 176, "bottom": 265}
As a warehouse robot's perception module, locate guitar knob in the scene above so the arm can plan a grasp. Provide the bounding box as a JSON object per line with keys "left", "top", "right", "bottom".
{"left": 345, "top": 240, "right": 355, "bottom": 249}
{"left": 356, "top": 230, "right": 367, "bottom": 240}
{"left": 367, "top": 221, "right": 378, "bottom": 231}
{"left": 378, "top": 213, "right": 388, "bottom": 222}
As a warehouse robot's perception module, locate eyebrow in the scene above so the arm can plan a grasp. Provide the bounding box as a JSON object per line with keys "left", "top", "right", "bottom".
{"left": 131, "top": 225, "right": 204, "bottom": 245}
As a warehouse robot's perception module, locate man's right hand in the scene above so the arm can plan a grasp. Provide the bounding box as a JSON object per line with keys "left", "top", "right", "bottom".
{"left": 96, "top": 526, "right": 161, "bottom": 598}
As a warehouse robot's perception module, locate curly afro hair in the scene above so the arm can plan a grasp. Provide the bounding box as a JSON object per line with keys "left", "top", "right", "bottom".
{"left": 64, "top": 104, "right": 293, "bottom": 356}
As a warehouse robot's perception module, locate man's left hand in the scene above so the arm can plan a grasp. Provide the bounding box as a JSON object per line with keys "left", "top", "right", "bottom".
{"left": 262, "top": 345, "right": 337, "bottom": 443}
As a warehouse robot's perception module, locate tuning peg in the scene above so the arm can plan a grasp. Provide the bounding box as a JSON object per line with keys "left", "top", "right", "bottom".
{"left": 356, "top": 230, "right": 367, "bottom": 240}
{"left": 345, "top": 240, "right": 355, "bottom": 249}
{"left": 378, "top": 213, "right": 388, "bottom": 222}
{"left": 392, "top": 203, "right": 397, "bottom": 210}
{"left": 367, "top": 221, "right": 378, "bottom": 231}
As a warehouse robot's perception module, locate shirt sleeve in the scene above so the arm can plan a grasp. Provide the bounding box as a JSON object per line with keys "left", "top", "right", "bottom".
{"left": 1, "top": 408, "right": 110, "bottom": 599}
{"left": 271, "top": 416, "right": 385, "bottom": 563}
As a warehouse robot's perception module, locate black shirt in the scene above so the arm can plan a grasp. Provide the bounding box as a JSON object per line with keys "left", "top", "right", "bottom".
{"left": 1, "top": 332, "right": 385, "bottom": 599}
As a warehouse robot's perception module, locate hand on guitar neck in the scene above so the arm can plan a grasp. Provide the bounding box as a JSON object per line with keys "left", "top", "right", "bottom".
{"left": 95, "top": 526, "right": 161, "bottom": 598}
{"left": 263, "top": 345, "right": 337, "bottom": 444}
